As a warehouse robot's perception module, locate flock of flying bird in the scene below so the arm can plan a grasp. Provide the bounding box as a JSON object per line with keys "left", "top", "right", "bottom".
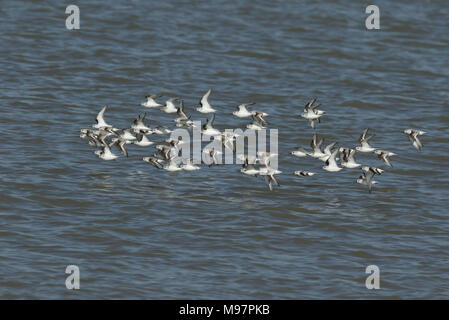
{"left": 80, "top": 90, "right": 426, "bottom": 192}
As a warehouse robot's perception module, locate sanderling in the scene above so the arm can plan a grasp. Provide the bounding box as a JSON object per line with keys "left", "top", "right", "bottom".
{"left": 94, "top": 143, "right": 118, "bottom": 160}
{"left": 294, "top": 171, "right": 315, "bottom": 177}
{"left": 110, "top": 137, "right": 130, "bottom": 157}
{"left": 323, "top": 149, "right": 342, "bottom": 172}
{"left": 143, "top": 156, "right": 164, "bottom": 169}
{"left": 259, "top": 165, "right": 281, "bottom": 191}
{"left": 374, "top": 149, "right": 397, "bottom": 167}
{"left": 131, "top": 113, "right": 151, "bottom": 132}
{"left": 357, "top": 173, "right": 379, "bottom": 193}
{"left": 309, "top": 134, "right": 326, "bottom": 159}
{"left": 141, "top": 94, "right": 163, "bottom": 108}
{"left": 300, "top": 98, "right": 324, "bottom": 129}
{"left": 404, "top": 129, "right": 426, "bottom": 151}
{"left": 240, "top": 158, "right": 259, "bottom": 176}
{"left": 202, "top": 114, "right": 221, "bottom": 136}
{"left": 113, "top": 128, "right": 136, "bottom": 141}
{"left": 153, "top": 126, "right": 173, "bottom": 135}
{"left": 174, "top": 100, "right": 193, "bottom": 127}
{"left": 205, "top": 148, "right": 221, "bottom": 166}
{"left": 133, "top": 131, "right": 155, "bottom": 147}
{"left": 246, "top": 113, "right": 266, "bottom": 130}
{"left": 257, "top": 151, "right": 278, "bottom": 167}
{"left": 362, "top": 166, "right": 384, "bottom": 175}
{"left": 196, "top": 89, "right": 216, "bottom": 113}
{"left": 340, "top": 148, "right": 361, "bottom": 168}
{"left": 319, "top": 141, "right": 338, "bottom": 162}
{"left": 93, "top": 106, "right": 112, "bottom": 129}
{"left": 357, "top": 166, "right": 383, "bottom": 193}
{"left": 291, "top": 147, "right": 309, "bottom": 158}
{"left": 356, "top": 128, "right": 376, "bottom": 152}
{"left": 161, "top": 97, "right": 179, "bottom": 113}
{"left": 233, "top": 102, "right": 255, "bottom": 118}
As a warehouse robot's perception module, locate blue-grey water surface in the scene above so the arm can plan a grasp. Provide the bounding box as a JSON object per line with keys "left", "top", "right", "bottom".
{"left": 0, "top": 0, "right": 449, "bottom": 299}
